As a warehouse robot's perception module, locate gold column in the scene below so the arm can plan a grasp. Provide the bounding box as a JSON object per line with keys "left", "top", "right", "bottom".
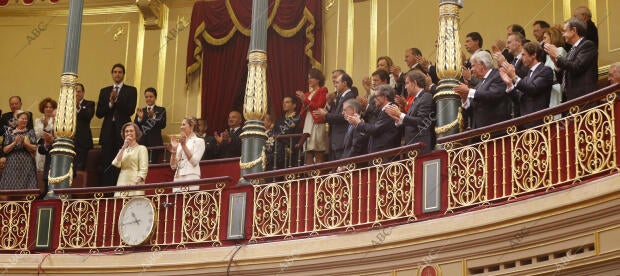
{"left": 243, "top": 52, "right": 268, "bottom": 121}
{"left": 434, "top": 0, "right": 464, "bottom": 141}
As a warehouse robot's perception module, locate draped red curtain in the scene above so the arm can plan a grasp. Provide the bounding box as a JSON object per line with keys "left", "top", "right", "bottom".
{"left": 186, "top": 0, "right": 323, "bottom": 133}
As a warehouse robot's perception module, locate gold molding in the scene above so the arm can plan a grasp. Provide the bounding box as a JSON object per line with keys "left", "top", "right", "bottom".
{"left": 156, "top": 3, "right": 169, "bottom": 107}
{"left": 562, "top": 0, "right": 571, "bottom": 21}
{"left": 0, "top": 5, "right": 139, "bottom": 17}
{"left": 605, "top": 0, "right": 620, "bottom": 53}
{"left": 369, "top": 0, "right": 378, "bottom": 74}
{"left": 134, "top": 15, "right": 145, "bottom": 95}
{"left": 588, "top": 0, "right": 597, "bottom": 24}
{"left": 346, "top": 0, "right": 354, "bottom": 74}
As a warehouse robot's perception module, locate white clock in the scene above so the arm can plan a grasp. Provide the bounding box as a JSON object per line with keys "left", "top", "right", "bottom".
{"left": 118, "top": 197, "right": 156, "bottom": 246}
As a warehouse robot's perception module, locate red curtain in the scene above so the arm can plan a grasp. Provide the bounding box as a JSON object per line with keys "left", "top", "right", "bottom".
{"left": 186, "top": 0, "right": 322, "bottom": 133}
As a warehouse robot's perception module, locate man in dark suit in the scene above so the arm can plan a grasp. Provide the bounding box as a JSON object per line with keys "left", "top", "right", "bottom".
{"left": 394, "top": 48, "right": 426, "bottom": 97}
{"left": 544, "top": 17, "right": 598, "bottom": 102}
{"left": 73, "top": 83, "right": 95, "bottom": 171}
{"left": 346, "top": 85, "right": 401, "bottom": 154}
{"left": 197, "top": 118, "right": 218, "bottom": 160}
{"left": 314, "top": 73, "right": 358, "bottom": 161}
{"left": 215, "top": 110, "right": 243, "bottom": 158}
{"left": 573, "top": 6, "right": 598, "bottom": 48}
{"left": 500, "top": 42, "right": 554, "bottom": 128}
{"left": 341, "top": 99, "right": 368, "bottom": 160}
{"left": 455, "top": 51, "right": 511, "bottom": 129}
{"left": 496, "top": 32, "right": 529, "bottom": 118}
{"left": 497, "top": 24, "right": 530, "bottom": 64}
{"left": 95, "top": 63, "right": 138, "bottom": 186}
{"left": 134, "top": 87, "right": 166, "bottom": 163}
{"left": 386, "top": 71, "right": 435, "bottom": 154}
{"left": 0, "top": 96, "right": 34, "bottom": 137}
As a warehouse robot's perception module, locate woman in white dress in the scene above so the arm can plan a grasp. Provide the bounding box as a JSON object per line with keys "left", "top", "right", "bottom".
{"left": 112, "top": 122, "right": 149, "bottom": 197}
{"left": 543, "top": 26, "right": 568, "bottom": 112}
{"left": 169, "top": 117, "right": 205, "bottom": 192}
{"left": 33, "top": 98, "right": 57, "bottom": 171}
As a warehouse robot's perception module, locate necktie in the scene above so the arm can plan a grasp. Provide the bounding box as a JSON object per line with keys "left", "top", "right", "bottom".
{"left": 113, "top": 86, "right": 119, "bottom": 102}
{"left": 527, "top": 69, "right": 533, "bottom": 78}
{"left": 561, "top": 47, "right": 577, "bottom": 93}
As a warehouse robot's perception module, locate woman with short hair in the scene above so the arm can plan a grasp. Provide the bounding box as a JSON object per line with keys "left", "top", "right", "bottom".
{"left": 112, "top": 122, "right": 149, "bottom": 197}
{"left": 0, "top": 110, "right": 38, "bottom": 192}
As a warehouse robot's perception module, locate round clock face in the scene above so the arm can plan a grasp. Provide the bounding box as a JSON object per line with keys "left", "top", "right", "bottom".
{"left": 118, "top": 197, "right": 156, "bottom": 246}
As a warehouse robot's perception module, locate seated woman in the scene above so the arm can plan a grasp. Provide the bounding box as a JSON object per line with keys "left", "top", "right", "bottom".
{"left": 169, "top": 117, "right": 205, "bottom": 192}
{"left": 112, "top": 122, "right": 149, "bottom": 197}
{"left": 0, "top": 110, "right": 38, "bottom": 197}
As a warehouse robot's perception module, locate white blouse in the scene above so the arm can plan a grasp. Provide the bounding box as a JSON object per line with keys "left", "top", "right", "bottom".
{"left": 172, "top": 134, "right": 205, "bottom": 179}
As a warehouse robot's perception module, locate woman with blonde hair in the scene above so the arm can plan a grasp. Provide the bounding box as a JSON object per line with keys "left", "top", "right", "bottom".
{"left": 169, "top": 116, "right": 205, "bottom": 192}
{"left": 112, "top": 122, "right": 148, "bottom": 197}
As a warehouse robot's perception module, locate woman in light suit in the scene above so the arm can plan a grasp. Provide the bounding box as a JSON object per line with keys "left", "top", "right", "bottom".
{"left": 112, "top": 122, "right": 149, "bottom": 197}
{"left": 169, "top": 117, "right": 205, "bottom": 192}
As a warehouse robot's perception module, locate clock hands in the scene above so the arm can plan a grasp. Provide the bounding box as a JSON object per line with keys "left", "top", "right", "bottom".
{"left": 131, "top": 212, "right": 142, "bottom": 226}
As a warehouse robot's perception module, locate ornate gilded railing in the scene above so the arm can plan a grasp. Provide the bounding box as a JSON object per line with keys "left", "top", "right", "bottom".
{"left": 438, "top": 84, "right": 620, "bottom": 212}
{"left": 0, "top": 189, "right": 40, "bottom": 253}
{"left": 53, "top": 177, "right": 230, "bottom": 252}
{"left": 244, "top": 143, "right": 424, "bottom": 241}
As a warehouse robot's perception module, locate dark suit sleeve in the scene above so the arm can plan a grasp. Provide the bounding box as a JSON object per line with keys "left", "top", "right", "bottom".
{"left": 77, "top": 101, "right": 95, "bottom": 122}
{"left": 96, "top": 88, "right": 110, "bottom": 119}
{"left": 515, "top": 67, "right": 554, "bottom": 97}
{"left": 154, "top": 107, "right": 166, "bottom": 130}
{"left": 357, "top": 110, "right": 395, "bottom": 136}
{"left": 473, "top": 73, "right": 508, "bottom": 103}
{"left": 402, "top": 93, "right": 434, "bottom": 127}
{"left": 556, "top": 40, "right": 597, "bottom": 75}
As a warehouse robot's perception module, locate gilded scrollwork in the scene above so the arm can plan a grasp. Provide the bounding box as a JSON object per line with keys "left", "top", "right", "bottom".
{"left": 511, "top": 129, "right": 551, "bottom": 193}
{"left": 59, "top": 200, "right": 98, "bottom": 249}
{"left": 252, "top": 183, "right": 291, "bottom": 238}
{"left": 376, "top": 162, "right": 414, "bottom": 220}
{"left": 0, "top": 201, "right": 31, "bottom": 250}
{"left": 182, "top": 190, "right": 221, "bottom": 243}
{"left": 575, "top": 106, "right": 615, "bottom": 175}
{"left": 314, "top": 174, "right": 352, "bottom": 230}
{"left": 447, "top": 145, "right": 487, "bottom": 210}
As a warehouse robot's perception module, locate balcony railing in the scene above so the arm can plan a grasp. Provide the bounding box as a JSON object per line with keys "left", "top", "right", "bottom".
{"left": 244, "top": 143, "right": 424, "bottom": 241}
{"left": 437, "top": 83, "right": 620, "bottom": 212}
{"left": 52, "top": 177, "right": 231, "bottom": 252}
{"left": 0, "top": 84, "right": 618, "bottom": 255}
{"left": 0, "top": 189, "right": 40, "bottom": 253}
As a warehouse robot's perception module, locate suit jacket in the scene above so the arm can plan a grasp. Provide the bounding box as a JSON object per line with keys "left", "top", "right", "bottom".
{"left": 513, "top": 58, "right": 529, "bottom": 78}
{"left": 428, "top": 65, "right": 439, "bottom": 85}
{"left": 402, "top": 90, "right": 435, "bottom": 154}
{"left": 202, "top": 135, "right": 218, "bottom": 160}
{"left": 217, "top": 126, "right": 242, "bottom": 158}
{"left": 134, "top": 105, "right": 166, "bottom": 147}
{"left": 357, "top": 106, "right": 402, "bottom": 153}
{"left": 395, "top": 65, "right": 425, "bottom": 97}
{"left": 467, "top": 69, "right": 511, "bottom": 129}
{"left": 556, "top": 39, "right": 598, "bottom": 101}
{"left": 341, "top": 124, "right": 368, "bottom": 159}
{"left": 74, "top": 100, "right": 95, "bottom": 149}
{"left": 586, "top": 20, "right": 599, "bottom": 47}
{"left": 513, "top": 64, "right": 554, "bottom": 117}
{"left": 96, "top": 84, "right": 138, "bottom": 145}
{"left": 325, "top": 89, "right": 358, "bottom": 153}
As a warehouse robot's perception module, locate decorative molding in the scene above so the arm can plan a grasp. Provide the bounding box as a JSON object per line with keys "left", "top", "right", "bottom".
{"left": 136, "top": 0, "right": 163, "bottom": 29}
